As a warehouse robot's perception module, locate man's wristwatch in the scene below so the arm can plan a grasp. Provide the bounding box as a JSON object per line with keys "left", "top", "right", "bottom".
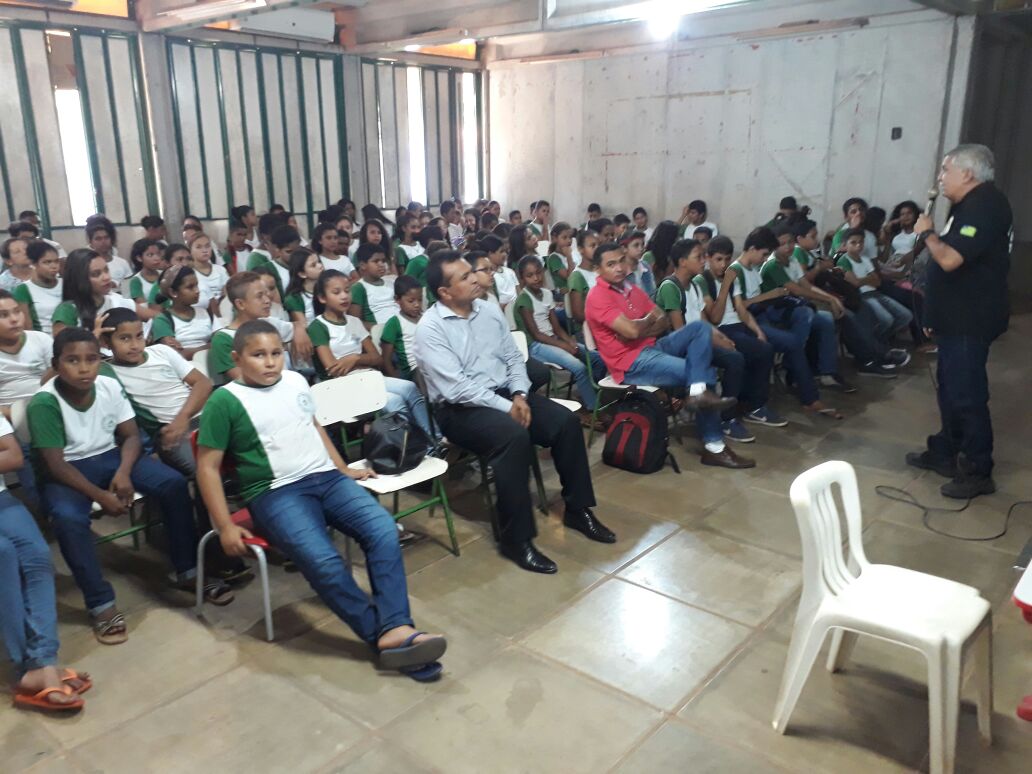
{"left": 511, "top": 391, "right": 527, "bottom": 400}
{"left": 919, "top": 229, "right": 937, "bottom": 241}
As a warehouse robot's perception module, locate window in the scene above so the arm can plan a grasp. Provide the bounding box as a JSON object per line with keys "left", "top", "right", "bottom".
{"left": 53, "top": 88, "right": 95, "bottom": 226}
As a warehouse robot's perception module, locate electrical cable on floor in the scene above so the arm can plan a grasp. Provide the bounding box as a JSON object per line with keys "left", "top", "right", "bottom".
{"left": 875, "top": 485, "right": 1032, "bottom": 542}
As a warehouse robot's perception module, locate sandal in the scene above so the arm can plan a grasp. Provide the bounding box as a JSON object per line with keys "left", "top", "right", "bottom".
{"left": 400, "top": 661, "right": 443, "bottom": 683}
{"left": 92, "top": 612, "right": 128, "bottom": 645}
{"left": 201, "top": 580, "right": 235, "bottom": 607}
{"left": 379, "top": 632, "right": 448, "bottom": 670}
{"left": 13, "top": 685, "right": 84, "bottom": 713}
{"left": 804, "top": 403, "right": 844, "bottom": 421}
{"left": 59, "top": 668, "right": 92, "bottom": 694}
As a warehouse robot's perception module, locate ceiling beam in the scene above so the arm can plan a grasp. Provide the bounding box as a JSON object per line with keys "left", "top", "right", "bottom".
{"left": 137, "top": 0, "right": 323, "bottom": 33}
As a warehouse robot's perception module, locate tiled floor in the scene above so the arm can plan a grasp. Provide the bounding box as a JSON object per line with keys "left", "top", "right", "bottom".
{"left": 5, "top": 316, "right": 1032, "bottom": 773}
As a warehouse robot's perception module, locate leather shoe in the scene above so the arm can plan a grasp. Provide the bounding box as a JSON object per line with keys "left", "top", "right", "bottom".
{"left": 564, "top": 508, "right": 617, "bottom": 544}
{"left": 685, "top": 390, "right": 737, "bottom": 412}
{"left": 701, "top": 446, "right": 756, "bottom": 469}
{"left": 941, "top": 475, "right": 996, "bottom": 500}
{"left": 499, "top": 541, "right": 558, "bottom": 574}
{"left": 905, "top": 450, "right": 957, "bottom": 479}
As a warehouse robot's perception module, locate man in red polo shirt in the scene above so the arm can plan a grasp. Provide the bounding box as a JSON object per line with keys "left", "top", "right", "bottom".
{"left": 585, "top": 242, "right": 754, "bottom": 469}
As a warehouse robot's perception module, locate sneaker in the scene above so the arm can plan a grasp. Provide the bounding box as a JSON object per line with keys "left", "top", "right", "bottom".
{"left": 721, "top": 418, "right": 756, "bottom": 443}
{"left": 743, "top": 406, "right": 788, "bottom": 427}
{"left": 857, "top": 361, "right": 898, "bottom": 378}
{"left": 886, "top": 348, "right": 911, "bottom": 367}
{"left": 819, "top": 374, "right": 857, "bottom": 393}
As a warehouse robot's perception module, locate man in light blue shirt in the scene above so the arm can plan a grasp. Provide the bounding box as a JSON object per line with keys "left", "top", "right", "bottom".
{"left": 415, "top": 251, "right": 614, "bottom": 574}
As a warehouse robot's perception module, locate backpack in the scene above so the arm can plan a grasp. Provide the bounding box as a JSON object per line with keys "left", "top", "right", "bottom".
{"left": 361, "top": 412, "right": 431, "bottom": 475}
{"left": 602, "top": 390, "right": 680, "bottom": 474}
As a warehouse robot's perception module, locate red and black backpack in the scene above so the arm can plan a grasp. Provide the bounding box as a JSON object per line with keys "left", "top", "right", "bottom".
{"left": 602, "top": 389, "right": 680, "bottom": 474}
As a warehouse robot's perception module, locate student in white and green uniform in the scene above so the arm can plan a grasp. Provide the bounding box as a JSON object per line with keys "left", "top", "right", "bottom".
{"left": 837, "top": 227, "right": 913, "bottom": 342}
{"left": 148, "top": 266, "right": 217, "bottom": 360}
{"left": 12, "top": 241, "right": 63, "bottom": 334}
{"left": 349, "top": 244, "right": 399, "bottom": 327}
{"left": 29, "top": 327, "right": 219, "bottom": 644}
{"left": 195, "top": 319, "right": 447, "bottom": 681}
{"left": 209, "top": 272, "right": 294, "bottom": 385}
{"left": 379, "top": 275, "right": 421, "bottom": 380}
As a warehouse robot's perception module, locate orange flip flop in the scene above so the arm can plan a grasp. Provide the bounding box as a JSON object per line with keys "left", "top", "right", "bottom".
{"left": 60, "top": 669, "right": 92, "bottom": 694}
{"left": 13, "top": 685, "right": 84, "bottom": 713}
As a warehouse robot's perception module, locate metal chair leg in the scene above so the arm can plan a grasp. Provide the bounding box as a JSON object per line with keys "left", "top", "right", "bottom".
{"left": 195, "top": 530, "right": 217, "bottom": 616}
{"left": 250, "top": 545, "right": 274, "bottom": 642}
{"left": 435, "top": 479, "right": 460, "bottom": 556}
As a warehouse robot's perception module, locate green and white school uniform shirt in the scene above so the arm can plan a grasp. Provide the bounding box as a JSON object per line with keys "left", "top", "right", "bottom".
{"left": 51, "top": 293, "right": 135, "bottom": 330}
{"left": 150, "top": 308, "right": 216, "bottom": 349}
{"left": 728, "top": 260, "right": 762, "bottom": 301}
{"left": 568, "top": 266, "right": 597, "bottom": 297}
{"left": 350, "top": 277, "right": 399, "bottom": 325}
{"left": 27, "top": 374, "right": 134, "bottom": 462}
{"left": 307, "top": 313, "right": 369, "bottom": 380}
{"left": 513, "top": 287, "right": 555, "bottom": 337}
{"left": 830, "top": 226, "right": 878, "bottom": 260}
{"left": 546, "top": 252, "right": 570, "bottom": 290}
{"left": 128, "top": 272, "right": 158, "bottom": 302}
{"left": 198, "top": 370, "right": 334, "bottom": 503}
{"left": 103, "top": 345, "right": 193, "bottom": 434}
{"left": 12, "top": 279, "right": 63, "bottom": 335}
{"left": 107, "top": 256, "right": 133, "bottom": 287}
{"left": 694, "top": 273, "right": 741, "bottom": 326}
{"left": 284, "top": 291, "right": 315, "bottom": 323}
{"left": 193, "top": 263, "right": 230, "bottom": 312}
{"left": 493, "top": 265, "right": 519, "bottom": 306}
{"left": 836, "top": 253, "right": 877, "bottom": 293}
{"left": 208, "top": 317, "right": 295, "bottom": 379}
{"left": 404, "top": 256, "right": 429, "bottom": 288}
{"left": 656, "top": 276, "right": 706, "bottom": 323}
{"left": 792, "top": 245, "right": 817, "bottom": 272}
{"left": 0, "top": 331, "right": 52, "bottom": 406}
{"left": 759, "top": 255, "right": 804, "bottom": 293}
{"left": 320, "top": 254, "right": 355, "bottom": 277}
{"left": 380, "top": 314, "right": 418, "bottom": 379}
{"left": 246, "top": 249, "right": 273, "bottom": 271}
{"left": 394, "top": 242, "right": 425, "bottom": 272}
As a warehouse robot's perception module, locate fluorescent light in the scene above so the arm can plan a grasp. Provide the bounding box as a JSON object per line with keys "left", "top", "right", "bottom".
{"left": 159, "top": 0, "right": 267, "bottom": 23}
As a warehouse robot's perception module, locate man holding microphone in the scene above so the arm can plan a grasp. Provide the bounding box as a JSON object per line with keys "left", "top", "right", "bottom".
{"left": 906, "top": 144, "right": 1013, "bottom": 499}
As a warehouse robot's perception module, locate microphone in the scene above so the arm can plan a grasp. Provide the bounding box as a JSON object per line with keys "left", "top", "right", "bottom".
{"left": 924, "top": 188, "right": 939, "bottom": 216}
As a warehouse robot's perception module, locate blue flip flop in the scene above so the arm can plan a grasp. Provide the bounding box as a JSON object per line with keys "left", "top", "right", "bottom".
{"left": 379, "top": 632, "right": 447, "bottom": 670}
{"left": 401, "top": 661, "right": 443, "bottom": 682}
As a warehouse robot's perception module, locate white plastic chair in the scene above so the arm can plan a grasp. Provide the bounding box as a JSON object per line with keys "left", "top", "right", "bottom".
{"left": 218, "top": 295, "right": 234, "bottom": 322}
{"left": 774, "top": 461, "right": 993, "bottom": 774}
{"left": 510, "top": 330, "right": 529, "bottom": 361}
{"left": 370, "top": 323, "right": 384, "bottom": 354}
{"left": 310, "top": 371, "right": 459, "bottom": 555}
{"left": 192, "top": 349, "right": 211, "bottom": 378}
{"left": 582, "top": 320, "right": 657, "bottom": 394}
{"left": 504, "top": 299, "right": 518, "bottom": 331}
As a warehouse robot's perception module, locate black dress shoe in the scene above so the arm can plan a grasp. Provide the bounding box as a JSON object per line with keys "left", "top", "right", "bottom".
{"left": 700, "top": 446, "right": 756, "bottom": 469}
{"left": 564, "top": 508, "right": 617, "bottom": 544}
{"left": 685, "top": 390, "right": 737, "bottom": 412}
{"left": 499, "top": 541, "right": 558, "bottom": 574}
{"left": 905, "top": 450, "right": 957, "bottom": 479}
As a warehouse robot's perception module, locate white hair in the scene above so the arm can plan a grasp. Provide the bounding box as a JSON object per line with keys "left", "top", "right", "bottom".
{"left": 945, "top": 143, "right": 995, "bottom": 183}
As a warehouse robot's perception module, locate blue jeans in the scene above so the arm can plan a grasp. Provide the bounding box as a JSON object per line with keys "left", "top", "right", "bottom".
{"left": 859, "top": 291, "right": 913, "bottom": 341}
{"left": 529, "top": 340, "right": 606, "bottom": 409}
{"left": 42, "top": 448, "right": 198, "bottom": 616}
{"left": 0, "top": 492, "right": 59, "bottom": 677}
{"left": 623, "top": 320, "right": 721, "bottom": 444}
{"left": 811, "top": 310, "right": 840, "bottom": 376}
{"left": 755, "top": 308, "right": 819, "bottom": 405}
{"left": 384, "top": 376, "right": 439, "bottom": 441}
{"left": 249, "top": 470, "right": 412, "bottom": 643}
{"left": 15, "top": 441, "right": 39, "bottom": 509}
{"left": 927, "top": 335, "right": 993, "bottom": 476}
{"left": 717, "top": 324, "right": 774, "bottom": 412}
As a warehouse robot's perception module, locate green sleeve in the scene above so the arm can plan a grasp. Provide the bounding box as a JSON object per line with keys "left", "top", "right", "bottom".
{"left": 568, "top": 271, "right": 588, "bottom": 294}
{"left": 221, "top": 249, "right": 234, "bottom": 269}
{"left": 642, "top": 251, "right": 655, "bottom": 267}
{"left": 677, "top": 224, "right": 688, "bottom": 238}
{"left": 760, "top": 262, "right": 790, "bottom": 293}
{"left": 511, "top": 292, "right": 532, "bottom": 334}
{"left": 209, "top": 332, "right": 235, "bottom": 376}
{"left": 26, "top": 392, "right": 66, "bottom": 449}
{"left": 283, "top": 293, "right": 305, "bottom": 314}
{"left": 830, "top": 227, "right": 846, "bottom": 252}
{"left": 197, "top": 390, "right": 236, "bottom": 450}
{"left": 51, "top": 302, "right": 78, "bottom": 327}
{"left": 835, "top": 255, "right": 854, "bottom": 273}
{"left": 655, "top": 281, "right": 684, "bottom": 312}
{"left": 380, "top": 315, "right": 401, "bottom": 348}
{"left": 349, "top": 282, "right": 373, "bottom": 323}
{"left": 128, "top": 276, "right": 143, "bottom": 300}
{"left": 692, "top": 274, "right": 712, "bottom": 299}
{"left": 793, "top": 247, "right": 811, "bottom": 269}
{"left": 148, "top": 283, "right": 160, "bottom": 304}
{"left": 11, "top": 284, "right": 39, "bottom": 330}
{"left": 729, "top": 264, "right": 747, "bottom": 297}
{"left": 150, "top": 312, "right": 175, "bottom": 341}
{"left": 246, "top": 252, "right": 270, "bottom": 271}
{"left": 404, "top": 256, "right": 427, "bottom": 286}
{"left": 546, "top": 253, "right": 568, "bottom": 288}
{"left": 307, "top": 319, "right": 329, "bottom": 348}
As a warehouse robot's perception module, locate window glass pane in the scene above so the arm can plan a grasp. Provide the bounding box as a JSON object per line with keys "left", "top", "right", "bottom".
{"left": 461, "top": 71, "right": 479, "bottom": 204}
{"left": 406, "top": 67, "right": 426, "bottom": 206}
{"left": 53, "top": 88, "right": 95, "bottom": 225}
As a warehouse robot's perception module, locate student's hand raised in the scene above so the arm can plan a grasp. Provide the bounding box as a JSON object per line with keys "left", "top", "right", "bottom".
{"left": 220, "top": 523, "right": 254, "bottom": 557}
{"left": 93, "top": 312, "right": 115, "bottom": 341}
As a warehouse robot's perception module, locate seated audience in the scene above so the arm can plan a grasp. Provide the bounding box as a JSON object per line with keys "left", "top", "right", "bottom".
{"left": 380, "top": 275, "right": 422, "bottom": 381}
{"left": 1, "top": 237, "right": 31, "bottom": 291}
{"left": 209, "top": 272, "right": 293, "bottom": 384}
{"left": 416, "top": 251, "right": 616, "bottom": 574}
{"left": 13, "top": 241, "right": 63, "bottom": 334}
{"left": 678, "top": 200, "right": 718, "bottom": 239}
{"left": 221, "top": 219, "right": 251, "bottom": 274}
{"left": 149, "top": 266, "right": 216, "bottom": 360}
{"left": 546, "top": 222, "right": 576, "bottom": 292}
{"left": 349, "top": 243, "right": 399, "bottom": 329}
{"left": 585, "top": 241, "right": 751, "bottom": 469}
{"left": 837, "top": 228, "right": 914, "bottom": 345}
{"left": 567, "top": 229, "right": 600, "bottom": 324}
{"left": 283, "top": 248, "right": 323, "bottom": 325}
{"left": 51, "top": 249, "right": 135, "bottom": 339}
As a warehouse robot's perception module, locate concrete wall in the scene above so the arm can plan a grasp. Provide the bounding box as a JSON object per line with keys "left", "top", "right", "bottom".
{"left": 488, "top": 13, "right": 974, "bottom": 247}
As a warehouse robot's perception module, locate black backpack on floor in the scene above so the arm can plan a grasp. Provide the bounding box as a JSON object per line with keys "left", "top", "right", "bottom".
{"left": 602, "top": 390, "right": 679, "bottom": 474}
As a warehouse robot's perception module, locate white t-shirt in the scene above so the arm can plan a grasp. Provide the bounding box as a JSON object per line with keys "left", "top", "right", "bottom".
{"left": 731, "top": 260, "right": 763, "bottom": 300}
{"left": 572, "top": 266, "right": 597, "bottom": 292}
{"left": 839, "top": 253, "right": 878, "bottom": 293}
{"left": 0, "top": 416, "right": 12, "bottom": 493}
{"left": 494, "top": 266, "right": 519, "bottom": 306}
{"left": 516, "top": 288, "right": 555, "bottom": 337}
{"left": 396, "top": 243, "right": 425, "bottom": 262}
{"left": 13, "top": 279, "right": 63, "bottom": 335}
{"left": 683, "top": 221, "right": 719, "bottom": 239}
{"left": 0, "top": 331, "right": 52, "bottom": 406}
{"left": 699, "top": 273, "right": 741, "bottom": 327}
{"left": 194, "top": 263, "right": 230, "bottom": 312}
{"left": 107, "top": 256, "right": 133, "bottom": 286}
{"left": 309, "top": 313, "right": 369, "bottom": 360}
{"left": 321, "top": 254, "right": 355, "bottom": 276}
{"left": 0, "top": 271, "right": 28, "bottom": 291}
{"left": 107, "top": 344, "right": 193, "bottom": 427}
{"left": 891, "top": 230, "right": 917, "bottom": 256}
{"left": 29, "top": 374, "right": 135, "bottom": 461}
{"left": 152, "top": 308, "right": 215, "bottom": 349}
{"left": 357, "top": 278, "right": 399, "bottom": 325}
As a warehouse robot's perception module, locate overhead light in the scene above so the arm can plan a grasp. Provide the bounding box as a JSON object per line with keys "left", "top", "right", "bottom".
{"left": 159, "top": 0, "right": 267, "bottom": 23}
{"left": 643, "top": 0, "right": 723, "bottom": 41}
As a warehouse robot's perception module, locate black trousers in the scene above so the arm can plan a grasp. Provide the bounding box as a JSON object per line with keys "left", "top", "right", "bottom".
{"left": 927, "top": 334, "right": 993, "bottom": 476}
{"left": 435, "top": 392, "right": 596, "bottom": 545}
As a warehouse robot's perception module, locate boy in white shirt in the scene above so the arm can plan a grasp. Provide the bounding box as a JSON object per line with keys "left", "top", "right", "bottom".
{"left": 87, "top": 221, "right": 132, "bottom": 287}
{"left": 348, "top": 244, "right": 399, "bottom": 329}
{"left": 837, "top": 228, "right": 913, "bottom": 344}
{"left": 28, "top": 328, "right": 231, "bottom": 645}
{"left": 12, "top": 241, "right": 63, "bottom": 334}
{"left": 196, "top": 319, "right": 447, "bottom": 681}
